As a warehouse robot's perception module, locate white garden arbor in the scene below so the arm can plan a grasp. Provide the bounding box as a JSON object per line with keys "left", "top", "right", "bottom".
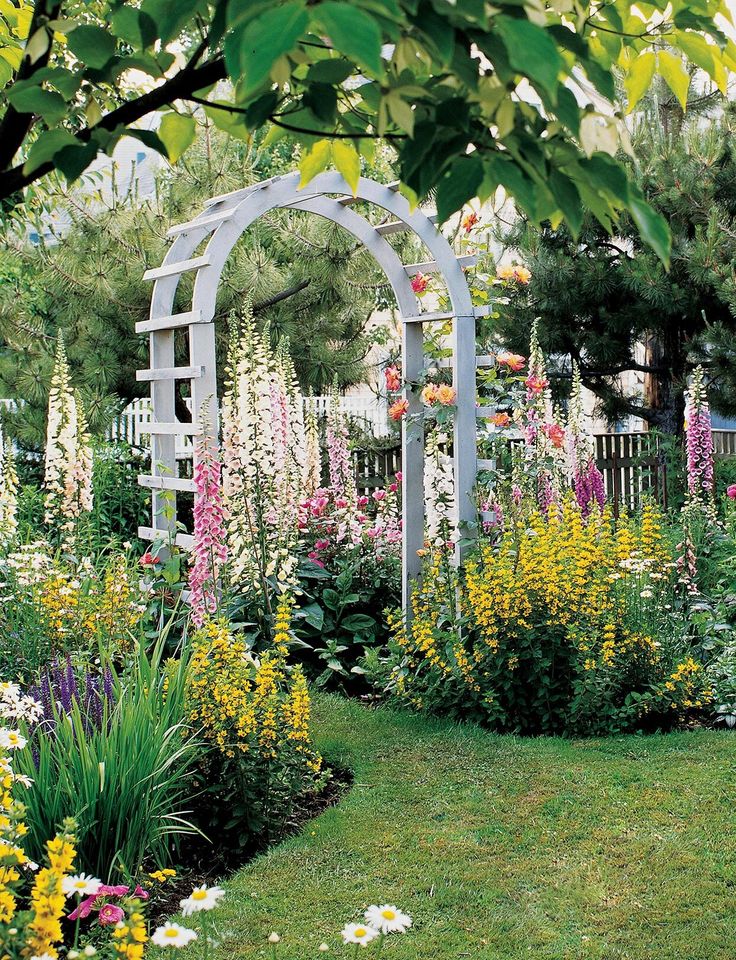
{"left": 138, "top": 171, "right": 492, "bottom": 607}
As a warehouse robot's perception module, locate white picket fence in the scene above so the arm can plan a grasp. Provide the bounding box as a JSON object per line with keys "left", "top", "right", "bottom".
{"left": 106, "top": 394, "right": 390, "bottom": 457}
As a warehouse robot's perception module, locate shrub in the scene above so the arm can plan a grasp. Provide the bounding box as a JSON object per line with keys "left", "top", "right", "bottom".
{"left": 187, "top": 607, "right": 324, "bottom": 852}
{"left": 17, "top": 642, "right": 201, "bottom": 880}
{"left": 388, "top": 500, "right": 712, "bottom": 734}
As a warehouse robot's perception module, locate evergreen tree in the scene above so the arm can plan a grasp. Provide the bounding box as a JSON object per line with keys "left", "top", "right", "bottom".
{"left": 494, "top": 96, "right": 736, "bottom": 435}
{"left": 0, "top": 125, "right": 410, "bottom": 448}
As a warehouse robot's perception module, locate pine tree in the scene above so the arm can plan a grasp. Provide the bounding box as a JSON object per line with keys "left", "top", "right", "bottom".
{"left": 494, "top": 97, "right": 736, "bottom": 435}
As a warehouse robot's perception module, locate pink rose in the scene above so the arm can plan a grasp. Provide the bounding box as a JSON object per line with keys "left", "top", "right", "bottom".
{"left": 727, "top": 484, "right": 736, "bottom": 499}
{"left": 395, "top": 471, "right": 403, "bottom": 482}
{"left": 357, "top": 496, "right": 369, "bottom": 507}
{"left": 98, "top": 903, "right": 125, "bottom": 926}
{"left": 373, "top": 490, "right": 386, "bottom": 502}
{"left": 388, "top": 483, "right": 398, "bottom": 493}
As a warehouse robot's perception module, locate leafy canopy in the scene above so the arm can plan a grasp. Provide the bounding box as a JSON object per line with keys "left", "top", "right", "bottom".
{"left": 1, "top": 0, "right": 735, "bottom": 261}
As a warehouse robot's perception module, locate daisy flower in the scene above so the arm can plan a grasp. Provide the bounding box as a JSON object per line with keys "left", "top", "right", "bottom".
{"left": 0, "top": 729, "right": 26, "bottom": 750}
{"left": 180, "top": 884, "right": 226, "bottom": 915}
{"left": 62, "top": 873, "right": 102, "bottom": 898}
{"left": 151, "top": 923, "right": 198, "bottom": 948}
{"left": 365, "top": 905, "right": 412, "bottom": 935}
{"left": 340, "top": 923, "right": 378, "bottom": 947}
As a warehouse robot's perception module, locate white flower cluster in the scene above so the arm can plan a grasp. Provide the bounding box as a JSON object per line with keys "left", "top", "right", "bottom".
{"left": 424, "top": 431, "right": 456, "bottom": 548}
{"left": 221, "top": 306, "right": 308, "bottom": 594}
{"left": 0, "top": 425, "right": 18, "bottom": 548}
{"left": 43, "top": 335, "right": 93, "bottom": 528}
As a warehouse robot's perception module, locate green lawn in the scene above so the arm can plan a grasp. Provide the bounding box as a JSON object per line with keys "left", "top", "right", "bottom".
{"left": 212, "top": 696, "right": 736, "bottom": 959}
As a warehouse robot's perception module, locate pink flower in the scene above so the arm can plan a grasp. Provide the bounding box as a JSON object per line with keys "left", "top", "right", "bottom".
{"left": 335, "top": 497, "right": 348, "bottom": 509}
{"left": 133, "top": 885, "right": 149, "bottom": 900}
{"left": 365, "top": 527, "right": 380, "bottom": 539}
{"left": 388, "top": 483, "right": 398, "bottom": 493}
{"left": 357, "top": 496, "right": 369, "bottom": 507}
{"left": 98, "top": 903, "right": 125, "bottom": 926}
{"left": 411, "top": 272, "right": 429, "bottom": 294}
{"left": 68, "top": 896, "right": 97, "bottom": 921}
{"left": 188, "top": 438, "right": 228, "bottom": 628}
{"left": 373, "top": 490, "right": 386, "bottom": 502}
{"left": 395, "top": 471, "right": 403, "bottom": 482}
{"left": 542, "top": 422, "right": 566, "bottom": 449}
{"left": 525, "top": 375, "right": 549, "bottom": 395}
{"left": 139, "top": 552, "right": 159, "bottom": 567}
{"left": 461, "top": 211, "right": 479, "bottom": 233}
{"left": 727, "top": 484, "right": 736, "bottom": 499}
{"left": 496, "top": 351, "right": 526, "bottom": 373}
{"left": 98, "top": 884, "right": 130, "bottom": 897}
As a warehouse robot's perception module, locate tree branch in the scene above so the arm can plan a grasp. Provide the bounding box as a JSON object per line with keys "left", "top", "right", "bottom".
{"left": 0, "top": 0, "right": 63, "bottom": 170}
{"left": 253, "top": 279, "right": 310, "bottom": 312}
{"left": 0, "top": 54, "right": 227, "bottom": 202}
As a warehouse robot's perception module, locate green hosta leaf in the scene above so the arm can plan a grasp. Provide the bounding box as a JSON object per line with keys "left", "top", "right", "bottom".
{"left": 332, "top": 140, "right": 361, "bottom": 195}
{"left": 629, "top": 188, "right": 671, "bottom": 267}
{"left": 494, "top": 16, "right": 563, "bottom": 101}
{"left": 657, "top": 50, "right": 690, "bottom": 110}
{"left": 158, "top": 111, "right": 196, "bottom": 163}
{"left": 66, "top": 25, "right": 116, "bottom": 69}
{"left": 23, "top": 128, "right": 79, "bottom": 174}
{"left": 623, "top": 50, "right": 656, "bottom": 113}
{"left": 312, "top": 3, "right": 383, "bottom": 74}
{"left": 6, "top": 85, "right": 67, "bottom": 124}
{"left": 436, "top": 154, "right": 483, "bottom": 222}
{"left": 229, "top": 1, "right": 308, "bottom": 96}
{"left": 298, "top": 138, "right": 332, "bottom": 188}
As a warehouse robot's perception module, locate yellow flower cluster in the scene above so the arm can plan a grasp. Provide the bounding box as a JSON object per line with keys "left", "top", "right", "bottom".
{"left": 188, "top": 614, "right": 322, "bottom": 775}
{"left": 26, "top": 554, "right": 144, "bottom": 652}
{"left": 111, "top": 909, "right": 148, "bottom": 959}
{"left": 392, "top": 498, "right": 702, "bottom": 731}
{"left": 661, "top": 657, "right": 713, "bottom": 713}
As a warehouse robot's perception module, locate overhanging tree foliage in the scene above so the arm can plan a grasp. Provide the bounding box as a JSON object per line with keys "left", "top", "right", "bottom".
{"left": 0, "top": 124, "right": 408, "bottom": 448}
{"left": 1, "top": 0, "right": 736, "bottom": 260}
{"left": 494, "top": 98, "right": 736, "bottom": 435}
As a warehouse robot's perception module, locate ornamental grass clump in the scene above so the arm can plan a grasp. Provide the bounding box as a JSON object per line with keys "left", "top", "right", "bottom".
{"left": 187, "top": 609, "right": 323, "bottom": 846}
{"left": 389, "top": 498, "right": 712, "bottom": 735}
{"left": 16, "top": 642, "right": 201, "bottom": 881}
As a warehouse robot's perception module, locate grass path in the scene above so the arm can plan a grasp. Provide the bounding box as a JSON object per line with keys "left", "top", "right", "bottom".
{"left": 213, "top": 696, "right": 736, "bottom": 959}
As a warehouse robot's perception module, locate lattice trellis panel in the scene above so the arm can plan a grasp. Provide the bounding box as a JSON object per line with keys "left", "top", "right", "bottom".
{"left": 140, "top": 172, "right": 492, "bottom": 607}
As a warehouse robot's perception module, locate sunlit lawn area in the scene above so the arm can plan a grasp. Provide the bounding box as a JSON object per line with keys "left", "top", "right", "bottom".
{"left": 217, "top": 695, "right": 736, "bottom": 960}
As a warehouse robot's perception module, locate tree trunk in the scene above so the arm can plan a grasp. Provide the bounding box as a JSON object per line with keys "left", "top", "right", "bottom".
{"left": 643, "top": 329, "right": 687, "bottom": 436}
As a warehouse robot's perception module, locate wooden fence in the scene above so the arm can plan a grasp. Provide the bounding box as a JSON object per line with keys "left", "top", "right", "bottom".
{"left": 351, "top": 430, "right": 736, "bottom": 505}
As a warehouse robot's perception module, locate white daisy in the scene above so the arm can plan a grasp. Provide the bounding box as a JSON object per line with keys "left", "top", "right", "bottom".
{"left": 180, "top": 884, "right": 226, "bottom": 915}
{"left": 62, "top": 873, "right": 102, "bottom": 898}
{"left": 30, "top": 954, "right": 57, "bottom": 960}
{"left": 340, "top": 923, "right": 378, "bottom": 947}
{"left": 365, "top": 905, "right": 412, "bottom": 935}
{"left": 0, "top": 729, "right": 26, "bottom": 750}
{"left": 151, "top": 923, "right": 198, "bottom": 948}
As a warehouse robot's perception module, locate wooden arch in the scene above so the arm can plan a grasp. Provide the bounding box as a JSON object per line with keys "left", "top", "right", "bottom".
{"left": 139, "top": 171, "right": 488, "bottom": 606}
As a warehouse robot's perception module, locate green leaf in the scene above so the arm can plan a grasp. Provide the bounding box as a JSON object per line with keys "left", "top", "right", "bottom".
{"left": 657, "top": 50, "right": 690, "bottom": 110}
{"left": 157, "top": 111, "right": 196, "bottom": 163}
{"left": 110, "top": 7, "right": 158, "bottom": 50}
{"left": 54, "top": 140, "right": 99, "bottom": 182}
{"left": 332, "top": 139, "right": 361, "bottom": 195}
{"left": 549, "top": 169, "right": 582, "bottom": 236}
{"left": 623, "top": 50, "right": 656, "bottom": 113}
{"left": 298, "top": 138, "right": 332, "bottom": 188}
{"left": 436, "top": 154, "right": 483, "bottom": 222}
{"left": 629, "top": 189, "right": 671, "bottom": 267}
{"left": 230, "top": 1, "right": 308, "bottom": 96}
{"left": 66, "top": 25, "right": 116, "bottom": 69}
{"left": 23, "top": 128, "right": 79, "bottom": 174}
{"left": 201, "top": 101, "right": 248, "bottom": 139}
{"left": 677, "top": 31, "right": 727, "bottom": 92}
{"left": 6, "top": 85, "right": 67, "bottom": 124}
{"left": 299, "top": 602, "right": 325, "bottom": 631}
{"left": 494, "top": 16, "right": 563, "bottom": 101}
{"left": 307, "top": 57, "right": 354, "bottom": 84}
{"left": 312, "top": 2, "right": 383, "bottom": 74}
{"left": 341, "top": 613, "right": 377, "bottom": 634}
